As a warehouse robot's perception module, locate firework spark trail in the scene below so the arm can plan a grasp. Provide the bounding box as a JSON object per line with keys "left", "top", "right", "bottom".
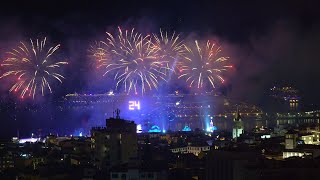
{"left": 152, "top": 30, "right": 187, "bottom": 75}
{"left": 95, "top": 27, "right": 169, "bottom": 94}
{"left": 177, "top": 40, "right": 232, "bottom": 90}
{"left": 0, "top": 38, "right": 68, "bottom": 99}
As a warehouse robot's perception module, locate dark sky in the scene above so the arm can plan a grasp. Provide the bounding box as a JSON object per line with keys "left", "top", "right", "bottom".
{"left": 0, "top": 0, "right": 320, "bottom": 106}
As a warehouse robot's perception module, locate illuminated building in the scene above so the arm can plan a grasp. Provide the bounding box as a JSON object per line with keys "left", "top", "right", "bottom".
{"left": 283, "top": 130, "right": 320, "bottom": 159}
{"left": 283, "top": 144, "right": 320, "bottom": 159}
{"left": 301, "top": 134, "right": 314, "bottom": 144}
{"left": 276, "top": 110, "right": 320, "bottom": 127}
{"left": 310, "top": 131, "right": 320, "bottom": 145}
{"left": 232, "top": 108, "right": 243, "bottom": 140}
{"left": 170, "top": 145, "right": 210, "bottom": 156}
{"left": 289, "top": 98, "right": 299, "bottom": 111}
{"left": 282, "top": 150, "right": 313, "bottom": 159}
{"left": 91, "top": 109, "right": 137, "bottom": 169}
{"left": 285, "top": 130, "right": 298, "bottom": 150}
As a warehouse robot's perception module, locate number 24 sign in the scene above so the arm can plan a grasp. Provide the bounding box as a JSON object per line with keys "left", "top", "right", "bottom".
{"left": 129, "top": 101, "right": 140, "bottom": 110}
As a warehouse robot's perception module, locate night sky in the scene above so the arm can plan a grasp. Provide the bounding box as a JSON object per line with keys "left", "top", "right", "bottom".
{"left": 0, "top": 0, "right": 320, "bottom": 135}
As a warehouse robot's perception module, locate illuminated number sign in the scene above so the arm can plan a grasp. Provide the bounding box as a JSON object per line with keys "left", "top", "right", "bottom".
{"left": 129, "top": 101, "right": 140, "bottom": 110}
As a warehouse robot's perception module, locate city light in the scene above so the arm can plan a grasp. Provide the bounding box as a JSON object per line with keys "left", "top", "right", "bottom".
{"left": 137, "top": 124, "right": 142, "bottom": 133}
{"left": 18, "top": 138, "right": 39, "bottom": 144}
{"left": 108, "top": 90, "right": 114, "bottom": 96}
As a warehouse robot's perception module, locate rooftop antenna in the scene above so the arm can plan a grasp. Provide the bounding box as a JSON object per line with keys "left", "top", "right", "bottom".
{"left": 115, "top": 108, "right": 121, "bottom": 119}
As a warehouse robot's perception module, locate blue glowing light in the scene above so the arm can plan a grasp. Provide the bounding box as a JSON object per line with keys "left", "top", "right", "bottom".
{"left": 148, "top": 125, "right": 161, "bottom": 133}
{"left": 206, "top": 126, "right": 217, "bottom": 132}
{"left": 182, "top": 125, "right": 192, "bottom": 132}
{"left": 73, "top": 128, "right": 87, "bottom": 137}
{"left": 206, "top": 119, "right": 217, "bottom": 132}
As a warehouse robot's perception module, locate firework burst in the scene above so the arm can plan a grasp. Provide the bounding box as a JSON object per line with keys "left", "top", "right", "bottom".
{"left": 177, "top": 40, "right": 232, "bottom": 90}
{"left": 88, "top": 41, "right": 109, "bottom": 68}
{"left": 0, "top": 38, "right": 68, "bottom": 99}
{"left": 98, "top": 27, "right": 167, "bottom": 94}
{"left": 152, "top": 30, "right": 186, "bottom": 74}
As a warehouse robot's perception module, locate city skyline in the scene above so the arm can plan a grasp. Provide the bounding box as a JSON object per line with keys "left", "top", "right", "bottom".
{"left": 1, "top": 1, "right": 320, "bottom": 179}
